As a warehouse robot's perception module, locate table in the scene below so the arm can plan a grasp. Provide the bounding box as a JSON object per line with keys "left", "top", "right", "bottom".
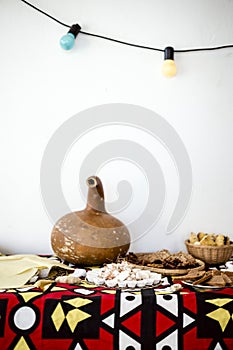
{"left": 1, "top": 276, "right": 233, "bottom": 350}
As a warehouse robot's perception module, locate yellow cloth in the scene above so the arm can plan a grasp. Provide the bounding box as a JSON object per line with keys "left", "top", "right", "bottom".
{"left": 0, "top": 254, "right": 73, "bottom": 289}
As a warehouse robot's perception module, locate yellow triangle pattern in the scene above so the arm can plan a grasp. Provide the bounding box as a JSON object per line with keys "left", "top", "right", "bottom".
{"left": 206, "top": 298, "right": 233, "bottom": 307}
{"left": 19, "top": 292, "right": 42, "bottom": 303}
{"left": 13, "top": 336, "right": 30, "bottom": 350}
{"left": 64, "top": 297, "right": 92, "bottom": 308}
{"left": 206, "top": 308, "right": 230, "bottom": 332}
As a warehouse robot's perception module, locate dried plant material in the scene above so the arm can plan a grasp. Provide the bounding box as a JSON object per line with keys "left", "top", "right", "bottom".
{"left": 130, "top": 250, "right": 171, "bottom": 265}
{"left": 126, "top": 250, "right": 199, "bottom": 270}
{"left": 55, "top": 276, "right": 81, "bottom": 284}
{"left": 163, "top": 252, "right": 197, "bottom": 269}
{"left": 48, "top": 266, "right": 72, "bottom": 279}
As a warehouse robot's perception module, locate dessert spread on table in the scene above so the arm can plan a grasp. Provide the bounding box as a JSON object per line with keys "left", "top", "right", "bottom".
{"left": 1, "top": 176, "right": 232, "bottom": 293}
{"left": 1, "top": 228, "right": 233, "bottom": 291}
{"left": 86, "top": 260, "right": 162, "bottom": 288}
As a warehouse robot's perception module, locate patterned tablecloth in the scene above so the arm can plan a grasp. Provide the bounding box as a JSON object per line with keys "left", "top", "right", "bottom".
{"left": 1, "top": 276, "right": 233, "bottom": 350}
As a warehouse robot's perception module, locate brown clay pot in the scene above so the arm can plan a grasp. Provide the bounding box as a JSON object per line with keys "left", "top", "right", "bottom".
{"left": 51, "top": 176, "right": 131, "bottom": 265}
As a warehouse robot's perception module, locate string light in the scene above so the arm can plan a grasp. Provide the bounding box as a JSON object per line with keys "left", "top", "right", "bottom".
{"left": 20, "top": 0, "right": 233, "bottom": 77}
{"left": 162, "top": 47, "right": 177, "bottom": 78}
{"left": 60, "top": 24, "right": 81, "bottom": 50}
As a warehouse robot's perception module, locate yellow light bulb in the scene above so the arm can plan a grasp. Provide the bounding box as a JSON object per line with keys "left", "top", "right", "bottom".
{"left": 162, "top": 47, "right": 177, "bottom": 78}
{"left": 162, "top": 59, "right": 177, "bottom": 77}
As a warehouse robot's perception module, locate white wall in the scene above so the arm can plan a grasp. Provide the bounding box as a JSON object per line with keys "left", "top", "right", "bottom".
{"left": 1, "top": 0, "right": 233, "bottom": 255}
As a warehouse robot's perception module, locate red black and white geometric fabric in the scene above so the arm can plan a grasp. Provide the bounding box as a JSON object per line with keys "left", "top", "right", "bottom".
{"left": 1, "top": 281, "right": 233, "bottom": 349}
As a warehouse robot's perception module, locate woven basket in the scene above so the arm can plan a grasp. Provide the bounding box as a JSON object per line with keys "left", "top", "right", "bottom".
{"left": 185, "top": 240, "right": 233, "bottom": 265}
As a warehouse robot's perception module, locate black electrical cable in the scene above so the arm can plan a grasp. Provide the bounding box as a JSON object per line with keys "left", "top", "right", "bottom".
{"left": 79, "top": 30, "right": 164, "bottom": 52}
{"left": 21, "top": 0, "right": 70, "bottom": 28}
{"left": 20, "top": 0, "right": 233, "bottom": 53}
{"left": 176, "top": 45, "right": 233, "bottom": 53}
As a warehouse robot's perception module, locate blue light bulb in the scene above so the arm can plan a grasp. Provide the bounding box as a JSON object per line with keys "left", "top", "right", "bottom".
{"left": 60, "top": 33, "right": 75, "bottom": 50}
{"left": 60, "top": 24, "right": 81, "bottom": 50}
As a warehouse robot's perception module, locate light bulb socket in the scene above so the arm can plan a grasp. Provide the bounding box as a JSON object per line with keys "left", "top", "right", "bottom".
{"left": 164, "top": 46, "right": 174, "bottom": 60}
{"left": 68, "top": 24, "right": 81, "bottom": 38}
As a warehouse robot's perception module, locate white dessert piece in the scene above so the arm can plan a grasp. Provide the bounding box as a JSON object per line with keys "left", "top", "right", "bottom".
{"left": 136, "top": 280, "right": 146, "bottom": 288}
{"left": 86, "top": 270, "right": 99, "bottom": 283}
{"left": 150, "top": 273, "right": 162, "bottom": 284}
{"left": 105, "top": 279, "right": 117, "bottom": 288}
{"left": 93, "top": 277, "right": 105, "bottom": 286}
{"left": 145, "top": 278, "right": 154, "bottom": 286}
{"left": 71, "top": 269, "right": 86, "bottom": 278}
{"left": 132, "top": 268, "right": 141, "bottom": 273}
{"left": 136, "top": 270, "right": 150, "bottom": 280}
{"left": 118, "top": 281, "right": 127, "bottom": 288}
{"left": 127, "top": 280, "right": 137, "bottom": 288}
{"left": 117, "top": 271, "right": 130, "bottom": 281}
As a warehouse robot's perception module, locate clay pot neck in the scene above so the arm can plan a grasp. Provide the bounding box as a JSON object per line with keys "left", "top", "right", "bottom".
{"left": 86, "top": 176, "right": 106, "bottom": 212}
